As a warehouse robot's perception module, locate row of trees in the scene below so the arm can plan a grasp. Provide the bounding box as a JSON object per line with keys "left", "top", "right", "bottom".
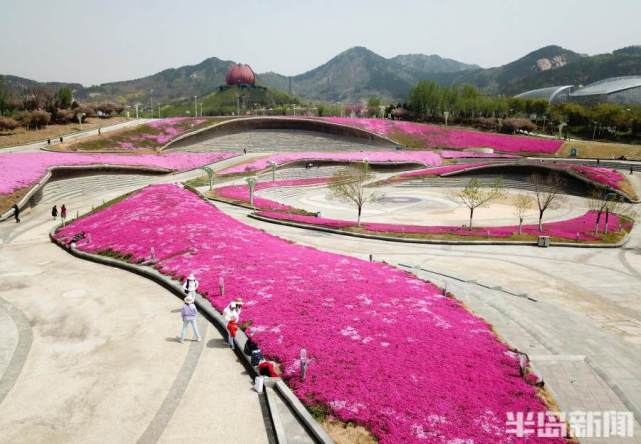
{"left": 327, "top": 164, "right": 634, "bottom": 236}
{"left": 0, "top": 82, "right": 125, "bottom": 131}
{"left": 404, "top": 80, "right": 641, "bottom": 141}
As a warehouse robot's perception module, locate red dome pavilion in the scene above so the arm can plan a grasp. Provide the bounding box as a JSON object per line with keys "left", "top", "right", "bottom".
{"left": 225, "top": 63, "right": 256, "bottom": 86}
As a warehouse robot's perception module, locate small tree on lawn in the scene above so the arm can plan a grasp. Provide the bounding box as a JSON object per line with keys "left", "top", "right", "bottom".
{"left": 604, "top": 196, "right": 637, "bottom": 234}
{"left": 456, "top": 178, "right": 504, "bottom": 230}
{"left": 587, "top": 188, "right": 612, "bottom": 234}
{"left": 328, "top": 162, "right": 381, "bottom": 225}
{"left": 529, "top": 173, "right": 565, "bottom": 231}
{"left": 513, "top": 193, "right": 534, "bottom": 234}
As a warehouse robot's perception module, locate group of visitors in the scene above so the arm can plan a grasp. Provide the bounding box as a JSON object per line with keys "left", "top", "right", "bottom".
{"left": 176, "top": 272, "right": 281, "bottom": 377}
{"left": 10, "top": 203, "right": 67, "bottom": 224}
{"left": 51, "top": 204, "right": 67, "bottom": 223}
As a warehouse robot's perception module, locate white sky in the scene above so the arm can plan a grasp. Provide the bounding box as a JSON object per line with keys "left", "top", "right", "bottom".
{"left": 1, "top": 0, "right": 640, "bottom": 86}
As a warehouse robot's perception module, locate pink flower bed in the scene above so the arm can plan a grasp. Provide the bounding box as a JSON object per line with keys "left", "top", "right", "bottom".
{"left": 219, "top": 150, "right": 442, "bottom": 175}
{"left": 116, "top": 117, "right": 208, "bottom": 150}
{"left": 0, "top": 151, "right": 237, "bottom": 194}
{"left": 569, "top": 165, "right": 625, "bottom": 190}
{"left": 257, "top": 210, "right": 631, "bottom": 241}
{"left": 54, "top": 184, "right": 561, "bottom": 443}
{"left": 322, "top": 117, "right": 563, "bottom": 154}
{"left": 215, "top": 178, "right": 329, "bottom": 211}
{"left": 397, "top": 162, "right": 492, "bottom": 180}
{"left": 440, "top": 150, "right": 517, "bottom": 159}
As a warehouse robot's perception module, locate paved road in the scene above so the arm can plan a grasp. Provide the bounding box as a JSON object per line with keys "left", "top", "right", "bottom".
{"left": 0, "top": 119, "right": 150, "bottom": 153}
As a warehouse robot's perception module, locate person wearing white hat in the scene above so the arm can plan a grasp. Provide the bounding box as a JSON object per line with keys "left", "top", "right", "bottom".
{"left": 182, "top": 273, "right": 199, "bottom": 298}
{"left": 177, "top": 294, "right": 201, "bottom": 343}
{"left": 223, "top": 298, "right": 243, "bottom": 349}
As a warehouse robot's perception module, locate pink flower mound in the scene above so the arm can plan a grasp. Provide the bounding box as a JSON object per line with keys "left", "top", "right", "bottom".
{"left": 219, "top": 150, "right": 442, "bottom": 175}
{"left": 323, "top": 118, "right": 563, "bottom": 154}
{"left": 257, "top": 210, "right": 630, "bottom": 241}
{"left": 55, "top": 184, "right": 561, "bottom": 443}
{"left": 0, "top": 151, "right": 237, "bottom": 194}
{"left": 117, "top": 118, "right": 208, "bottom": 150}
{"left": 215, "top": 178, "right": 329, "bottom": 211}
{"left": 569, "top": 165, "right": 624, "bottom": 190}
{"left": 440, "top": 150, "right": 517, "bottom": 159}
{"left": 398, "top": 162, "right": 492, "bottom": 179}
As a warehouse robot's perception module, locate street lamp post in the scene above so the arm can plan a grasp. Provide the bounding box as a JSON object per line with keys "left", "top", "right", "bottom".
{"left": 150, "top": 89, "right": 154, "bottom": 118}
{"left": 245, "top": 177, "right": 257, "bottom": 208}
{"left": 194, "top": 96, "right": 198, "bottom": 118}
{"left": 269, "top": 161, "right": 277, "bottom": 181}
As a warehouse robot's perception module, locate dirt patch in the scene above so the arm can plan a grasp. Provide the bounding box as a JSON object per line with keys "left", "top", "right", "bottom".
{"left": 0, "top": 117, "right": 125, "bottom": 149}
{"left": 0, "top": 187, "right": 30, "bottom": 216}
{"left": 558, "top": 140, "right": 641, "bottom": 160}
{"left": 322, "top": 418, "right": 378, "bottom": 444}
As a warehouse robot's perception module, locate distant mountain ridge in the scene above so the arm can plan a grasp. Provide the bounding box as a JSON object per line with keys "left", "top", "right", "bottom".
{"left": 2, "top": 44, "right": 640, "bottom": 104}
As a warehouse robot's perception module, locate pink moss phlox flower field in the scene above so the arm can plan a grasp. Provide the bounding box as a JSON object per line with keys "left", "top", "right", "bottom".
{"left": 55, "top": 184, "right": 561, "bottom": 443}
{"left": 116, "top": 117, "right": 208, "bottom": 150}
{"left": 219, "top": 150, "right": 442, "bottom": 175}
{"left": 397, "top": 162, "right": 492, "bottom": 179}
{"left": 569, "top": 165, "right": 625, "bottom": 190}
{"left": 215, "top": 178, "right": 329, "bottom": 211}
{"left": 257, "top": 210, "right": 630, "bottom": 241}
{"left": 0, "top": 151, "right": 237, "bottom": 194}
{"left": 390, "top": 161, "right": 629, "bottom": 192}
{"left": 322, "top": 117, "right": 563, "bottom": 154}
{"left": 440, "top": 150, "right": 518, "bottom": 159}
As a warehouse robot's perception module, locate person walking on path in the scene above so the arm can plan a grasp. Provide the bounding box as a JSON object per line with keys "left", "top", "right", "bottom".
{"left": 177, "top": 295, "right": 201, "bottom": 343}
{"left": 60, "top": 204, "right": 67, "bottom": 225}
{"left": 51, "top": 205, "right": 58, "bottom": 220}
{"left": 223, "top": 298, "right": 243, "bottom": 349}
{"left": 12, "top": 204, "right": 20, "bottom": 223}
{"left": 182, "top": 273, "right": 199, "bottom": 298}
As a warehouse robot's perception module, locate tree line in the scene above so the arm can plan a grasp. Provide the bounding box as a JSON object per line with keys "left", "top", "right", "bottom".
{"left": 0, "top": 79, "right": 124, "bottom": 131}
{"left": 396, "top": 80, "right": 641, "bottom": 142}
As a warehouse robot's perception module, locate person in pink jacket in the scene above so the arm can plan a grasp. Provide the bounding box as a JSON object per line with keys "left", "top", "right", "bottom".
{"left": 177, "top": 295, "right": 201, "bottom": 343}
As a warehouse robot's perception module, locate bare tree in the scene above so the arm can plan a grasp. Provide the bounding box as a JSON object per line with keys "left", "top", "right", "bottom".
{"left": 529, "top": 173, "right": 565, "bottom": 231}
{"left": 587, "top": 188, "right": 610, "bottom": 234}
{"left": 513, "top": 193, "right": 534, "bottom": 234}
{"left": 455, "top": 178, "right": 504, "bottom": 230}
{"left": 327, "top": 162, "right": 381, "bottom": 225}
{"left": 604, "top": 196, "right": 637, "bottom": 234}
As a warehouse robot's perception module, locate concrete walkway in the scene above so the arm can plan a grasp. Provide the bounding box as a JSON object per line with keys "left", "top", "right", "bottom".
{"left": 0, "top": 119, "right": 150, "bottom": 153}
{"left": 0, "top": 167, "right": 269, "bottom": 443}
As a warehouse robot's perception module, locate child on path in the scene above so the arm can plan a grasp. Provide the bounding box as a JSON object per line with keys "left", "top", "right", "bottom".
{"left": 52, "top": 205, "right": 58, "bottom": 220}
{"left": 13, "top": 204, "right": 20, "bottom": 223}
{"left": 60, "top": 204, "right": 67, "bottom": 225}
{"left": 177, "top": 295, "right": 201, "bottom": 343}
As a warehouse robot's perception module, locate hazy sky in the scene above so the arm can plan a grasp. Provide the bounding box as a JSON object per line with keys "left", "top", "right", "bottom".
{"left": 1, "top": 0, "right": 640, "bottom": 86}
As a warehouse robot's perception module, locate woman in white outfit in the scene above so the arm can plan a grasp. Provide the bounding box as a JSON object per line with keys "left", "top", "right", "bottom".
{"left": 182, "top": 273, "right": 199, "bottom": 297}
{"left": 223, "top": 298, "right": 243, "bottom": 349}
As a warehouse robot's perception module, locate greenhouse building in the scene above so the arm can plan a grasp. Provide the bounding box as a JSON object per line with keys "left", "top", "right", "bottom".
{"left": 568, "top": 76, "right": 641, "bottom": 105}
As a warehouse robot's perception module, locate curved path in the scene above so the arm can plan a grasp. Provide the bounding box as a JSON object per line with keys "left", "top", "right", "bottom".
{"left": 0, "top": 157, "right": 270, "bottom": 443}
